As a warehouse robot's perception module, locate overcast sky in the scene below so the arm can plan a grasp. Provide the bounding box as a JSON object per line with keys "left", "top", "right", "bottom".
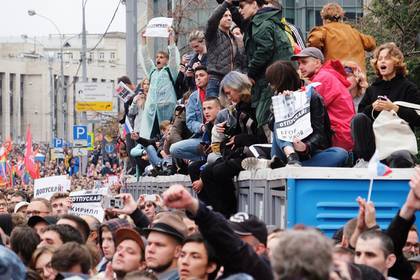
{"left": 0, "top": 0, "right": 126, "bottom": 37}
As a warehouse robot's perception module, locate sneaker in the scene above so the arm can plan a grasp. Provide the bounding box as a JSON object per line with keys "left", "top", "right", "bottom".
{"left": 241, "top": 156, "right": 285, "bottom": 170}
{"left": 353, "top": 158, "right": 369, "bottom": 168}
{"left": 241, "top": 157, "right": 271, "bottom": 170}
{"left": 286, "top": 153, "right": 302, "bottom": 166}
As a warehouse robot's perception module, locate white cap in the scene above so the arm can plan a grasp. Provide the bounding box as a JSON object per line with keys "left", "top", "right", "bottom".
{"left": 14, "top": 201, "right": 29, "bottom": 213}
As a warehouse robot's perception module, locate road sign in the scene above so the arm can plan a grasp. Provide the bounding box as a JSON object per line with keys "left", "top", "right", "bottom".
{"left": 73, "top": 125, "right": 88, "bottom": 147}
{"left": 73, "top": 148, "right": 88, "bottom": 156}
{"left": 75, "top": 82, "right": 113, "bottom": 112}
{"left": 53, "top": 138, "right": 63, "bottom": 148}
{"left": 104, "top": 143, "right": 115, "bottom": 154}
{"left": 87, "top": 132, "right": 94, "bottom": 151}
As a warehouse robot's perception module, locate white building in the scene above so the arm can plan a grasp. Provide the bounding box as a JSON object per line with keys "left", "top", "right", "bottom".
{"left": 0, "top": 32, "right": 126, "bottom": 143}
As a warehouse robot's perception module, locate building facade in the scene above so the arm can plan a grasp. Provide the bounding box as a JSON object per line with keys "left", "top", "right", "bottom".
{"left": 0, "top": 32, "right": 126, "bottom": 143}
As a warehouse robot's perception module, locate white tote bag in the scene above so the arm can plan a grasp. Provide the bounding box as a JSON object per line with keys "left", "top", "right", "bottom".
{"left": 372, "top": 101, "right": 420, "bottom": 160}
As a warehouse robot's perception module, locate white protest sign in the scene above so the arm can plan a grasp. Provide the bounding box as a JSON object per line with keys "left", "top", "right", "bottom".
{"left": 115, "top": 82, "right": 135, "bottom": 103}
{"left": 34, "top": 175, "right": 71, "bottom": 200}
{"left": 272, "top": 83, "right": 321, "bottom": 142}
{"left": 69, "top": 190, "right": 105, "bottom": 222}
{"left": 144, "top": 17, "right": 173, "bottom": 38}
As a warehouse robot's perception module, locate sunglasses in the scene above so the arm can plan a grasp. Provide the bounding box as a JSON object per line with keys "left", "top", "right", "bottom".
{"left": 344, "top": 66, "right": 354, "bottom": 74}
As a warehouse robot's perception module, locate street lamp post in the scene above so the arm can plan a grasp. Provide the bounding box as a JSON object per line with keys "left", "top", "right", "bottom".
{"left": 28, "top": 10, "right": 65, "bottom": 141}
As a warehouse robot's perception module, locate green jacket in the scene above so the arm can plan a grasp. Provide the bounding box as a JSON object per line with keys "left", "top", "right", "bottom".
{"left": 244, "top": 8, "right": 293, "bottom": 126}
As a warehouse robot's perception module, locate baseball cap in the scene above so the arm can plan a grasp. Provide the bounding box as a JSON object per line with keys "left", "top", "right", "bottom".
{"left": 28, "top": 215, "right": 58, "bottom": 227}
{"left": 143, "top": 212, "right": 188, "bottom": 242}
{"left": 291, "top": 47, "right": 324, "bottom": 62}
{"left": 115, "top": 228, "right": 145, "bottom": 251}
{"left": 229, "top": 212, "right": 268, "bottom": 245}
{"left": 14, "top": 201, "right": 29, "bottom": 213}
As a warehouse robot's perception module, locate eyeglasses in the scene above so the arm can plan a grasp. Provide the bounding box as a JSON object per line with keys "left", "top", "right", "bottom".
{"left": 344, "top": 66, "right": 354, "bottom": 75}
{"left": 404, "top": 241, "right": 420, "bottom": 251}
{"left": 27, "top": 210, "right": 50, "bottom": 217}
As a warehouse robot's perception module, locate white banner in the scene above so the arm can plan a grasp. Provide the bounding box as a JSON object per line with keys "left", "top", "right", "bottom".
{"left": 69, "top": 190, "right": 105, "bottom": 222}
{"left": 272, "top": 84, "right": 320, "bottom": 142}
{"left": 144, "top": 17, "right": 173, "bottom": 38}
{"left": 34, "top": 175, "right": 71, "bottom": 200}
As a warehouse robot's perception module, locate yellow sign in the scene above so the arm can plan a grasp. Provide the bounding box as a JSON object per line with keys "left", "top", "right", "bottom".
{"left": 75, "top": 102, "right": 113, "bottom": 112}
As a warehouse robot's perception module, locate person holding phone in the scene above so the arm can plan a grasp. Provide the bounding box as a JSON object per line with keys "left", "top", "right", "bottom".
{"left": 352, "top": 42, "right": 420, "bottom": 167}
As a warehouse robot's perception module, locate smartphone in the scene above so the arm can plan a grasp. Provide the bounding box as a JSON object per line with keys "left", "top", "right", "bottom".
{"left": 102, "top": 196, "right": 123, "bottom": 209}
{"left": 377, "top": 95, "right": 388, "bottom": 101}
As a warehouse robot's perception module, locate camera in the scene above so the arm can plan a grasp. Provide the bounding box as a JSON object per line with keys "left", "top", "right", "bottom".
{"left": 102, "top": 196, "right": 123, "bottom": 209}
{"left": 224, "top": 123, "right": 236, "bottom": 136}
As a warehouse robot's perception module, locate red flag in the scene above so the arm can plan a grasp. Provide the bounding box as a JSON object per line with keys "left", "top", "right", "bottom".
{"left": 24, "top": 126, "right": 40, "bottom": 179}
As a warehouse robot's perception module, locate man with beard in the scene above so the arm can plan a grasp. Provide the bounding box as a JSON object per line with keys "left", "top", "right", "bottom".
{"left": 143, "top": 212, "right": 188, "bottom": 280}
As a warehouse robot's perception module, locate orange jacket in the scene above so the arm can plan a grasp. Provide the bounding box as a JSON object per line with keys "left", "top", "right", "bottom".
{"left": 307, "top": 22, "right": 376, "bottom": 72}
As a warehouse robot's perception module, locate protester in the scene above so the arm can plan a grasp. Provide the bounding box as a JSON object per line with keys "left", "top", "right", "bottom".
{"left": 292, "top": 47, "right": 355, "bottom": 151}
{"left": 352, "top": 42, "right": 420, "bottom": 167}
{"left": 143, "top": 211, "right": 188, "bottom": 279}
{"left": 178, "top": 234, "right": 219, "bottom": 280}
{"left": 236, "top": 0, "right": 293, "bottom": 129}
{"left": 163, "top": 184, "right": 273, "bottom": 279}
{"left": 242, "top": 60, "right": 349, "bottom": 168}
{"left": 50, "top": 192, "right": 71, "bottom": 216}
{"left": 30, "top": 246, "right": 57, "bottom": 280}
{"left": 205, "top": 0, "right": 243, "bottom": 97}
{"left": 27, "top": 198, "right": 52, "bottom": 218}
{"left": 139, "top": 28, "right": 180, "bottom": 140}
{"left": 307, "top": 2, "right": 376, "bottom": 72}
{"left": 10, "top": 226, "right": 40, "bottom": 266}
{"left": 270, "top": 229, "right": 333, "bottom": 280}
{"left": 342, "top": 61, "right": 369, "bottom": 110}
{"left": 38, "top": 224, "right": 84, "bottom": 249}
{"left": 200, "top": 71, "right": 267, "bottom": 217}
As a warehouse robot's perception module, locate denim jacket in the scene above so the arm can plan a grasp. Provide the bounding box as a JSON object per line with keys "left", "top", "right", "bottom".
{"left": 186, "top": 90, "right": 203, "bottom": 137}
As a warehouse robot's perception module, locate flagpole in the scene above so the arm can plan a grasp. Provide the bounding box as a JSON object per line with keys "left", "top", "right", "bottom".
{"left": 367, "top": 177, "right": 374, "bottom": 202}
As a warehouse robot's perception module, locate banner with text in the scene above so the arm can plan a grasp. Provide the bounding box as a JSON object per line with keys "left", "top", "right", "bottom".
{"left": 144, "top": 17, "right": 173, "bottom": 38}
{"left": 69, "top": 190, "right": 105, "bottom": 222}
{"left": 34, "top": 175, "right": 71, "bottom": 200}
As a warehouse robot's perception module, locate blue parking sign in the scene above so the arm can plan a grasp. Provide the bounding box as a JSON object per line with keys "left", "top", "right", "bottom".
{"left": 73, "top": 125, "right": 88, "bottom": 147}
{"left": 53, "top": 138, "right": 63, "bottom": 148}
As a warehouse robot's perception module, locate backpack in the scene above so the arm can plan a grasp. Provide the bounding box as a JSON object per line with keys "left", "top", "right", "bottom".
{"left": 149, "top": 67, "right": 176, "bottom": 87}
{"left": 281, "top": 18, "right": 306, "bottom": 54}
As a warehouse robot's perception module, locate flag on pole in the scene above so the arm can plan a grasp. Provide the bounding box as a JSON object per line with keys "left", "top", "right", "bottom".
{"left": 367, "top": 151, "right": 392, "bottom": 202}
{"left": 24, "top": 126, "right": 40, "bottom": 179}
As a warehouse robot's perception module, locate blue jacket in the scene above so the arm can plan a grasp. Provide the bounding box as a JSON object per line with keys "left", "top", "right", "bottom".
{"left": 186, "top": 90, "right": 203, "bottom": 137}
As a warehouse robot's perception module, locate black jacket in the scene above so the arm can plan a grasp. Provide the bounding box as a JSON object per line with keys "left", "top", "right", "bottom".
{"left": 188, "top": 202, "right": 273, "bottom": 280}
{"left": 386, "top": 210, "right": 415, "bottom": 280}
{"left": 358, "top": 75, "right": 420, "bottom": 127}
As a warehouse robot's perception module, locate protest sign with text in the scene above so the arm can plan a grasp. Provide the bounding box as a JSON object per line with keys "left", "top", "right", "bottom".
{"left": 116, "top": 82, "right": 135, "bottom": 103}
{"left": 34, "top": 175, "right": 71, "bottom": 200}
{"left": 144, "top": 17, "right": 173, "bottom": 38}
{"left": 69, "top": 189, "right": 106, "bottom": 222}
{"left": 272, "top": 84, "right": 320, "bottom": 142}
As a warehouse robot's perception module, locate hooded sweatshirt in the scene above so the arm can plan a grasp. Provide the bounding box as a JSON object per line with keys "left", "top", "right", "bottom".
{"left": 311, "top": 60, "right": 355, "bottom": 151}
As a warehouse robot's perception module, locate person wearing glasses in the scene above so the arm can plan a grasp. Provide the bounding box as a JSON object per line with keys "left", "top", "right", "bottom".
{"left": 27, "top": 198, "right": 51, "bottom": 218}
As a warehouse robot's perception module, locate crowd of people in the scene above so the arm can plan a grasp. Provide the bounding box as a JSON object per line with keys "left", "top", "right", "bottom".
{"left": 0, "top": 0, "right": 419, "bottom": 279}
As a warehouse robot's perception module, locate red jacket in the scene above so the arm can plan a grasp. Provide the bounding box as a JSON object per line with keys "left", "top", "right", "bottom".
{"left": 311, "top": 60, "right": 355, "bottom": 151}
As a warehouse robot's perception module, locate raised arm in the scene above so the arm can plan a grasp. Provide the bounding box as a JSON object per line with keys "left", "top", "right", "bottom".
{"left": 167, "top": 29, "right": 180, "bottom": 81}
{"left": 139, "top": 32, "right": 155, "bottom": 76}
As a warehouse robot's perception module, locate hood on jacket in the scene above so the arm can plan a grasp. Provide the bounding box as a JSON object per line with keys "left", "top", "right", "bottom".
{"left": 321, "top": 60, "right": 351, "bottom": 88}
{"left": 253, "top": 8, "right": 282, "bottom": 26}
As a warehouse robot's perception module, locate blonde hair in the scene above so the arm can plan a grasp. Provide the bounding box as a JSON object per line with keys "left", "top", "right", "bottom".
{"left": 320, "top": 3, "right": 345, "bottom": 22}
{"left": 342, "top": 60, "right": 368, "bottom": 98}
{"left": 371, "top": 42, "right": 408, "bottom": 78}
{"left": 188, "top": 30, "right": 205, "bottom": 43}
{"left": 219, "top": 71, "right": 252, "bottom": 106}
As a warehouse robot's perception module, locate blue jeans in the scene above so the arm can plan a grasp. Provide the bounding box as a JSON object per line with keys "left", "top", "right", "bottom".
{"left": 169, "top": 138, "right": 203, "bottom": 161}
{"left": 145, "top": 145, "right": 172, "bottom": 167}
{"left": 206, "top": 77, "right": 221, "bottom": 97}
{"left": 271, "top": 130, "right": 348, "bottom": 167}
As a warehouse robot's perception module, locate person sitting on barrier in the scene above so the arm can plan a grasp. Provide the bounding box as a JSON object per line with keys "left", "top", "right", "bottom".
{"left": 162, "top": 184, "right": 273, "bottom": 280}
{"left": 242, "top": 60, "right": 349, "bottom": 169}
{"left": 352, "top": 42, "right": 420, "bottom": 168}
{"left": 199, "top": 71, "right": 267, "bottom": 217}
{"left": 170, "top": 66, "right": 211, "bottom": 163}
{"left": 132, "top": 120, "right": 173, "bottom": 176}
